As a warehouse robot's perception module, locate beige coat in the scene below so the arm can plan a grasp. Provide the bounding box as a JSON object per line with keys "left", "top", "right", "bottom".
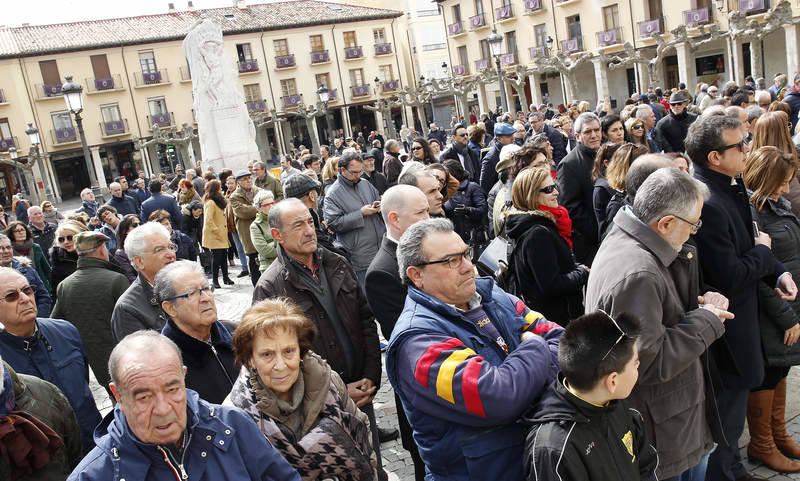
{"left": 201, "top": 199, "right": 230, "bottom": 249}
{"left": 228, "top": 185, "right": 261, "bottom": 254}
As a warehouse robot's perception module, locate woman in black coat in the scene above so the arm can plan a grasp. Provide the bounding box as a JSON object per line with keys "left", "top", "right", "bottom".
{"left": 49, "top": 221, "right": 87, "bottom": 300}
{"left": 442, "top": 159, "right": 488, "bottom": 247}
{"left": 743, "top": 145, "right": 800, "bottom": 472}
{"left": 505, "top": 167, "right": 589, "bottom": 325}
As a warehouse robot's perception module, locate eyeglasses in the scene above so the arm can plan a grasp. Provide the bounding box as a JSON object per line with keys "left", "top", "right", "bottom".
{"left": 12, "top": 228, "right": 26, "bottom": 233}
{"left": 151, "top": 243, "right": 178, "bottom": 255}
{"left": 539, "top": 183, "right": 559, "bottom": 194}
{"left": 673, "top": 214, "right": 703, "bottom": 234}
{"left": 1, "top": 285, "right": 35, "bottom": 303}
{"left": 260, "top": 201, "right": 275, "bottom": 207}
{"left": 415, "top": 249, "right": 471, "bottom": 269}
{"left": 345, "top": 169, "right": 364, "bottom": 177}
{"left": 131, "top": 222, "right": 141, "bottom": 227}
{"left": 598, "top": 309, "right": 627, "bottom": 360}
{"left": 714, "top": 140, "right": 745, "bottom": 154}
{"left": 164, "top": 284, "right": 215, "bottom": 302}
{"left": 57, "top": 235, "right": 74, "bottom": 243}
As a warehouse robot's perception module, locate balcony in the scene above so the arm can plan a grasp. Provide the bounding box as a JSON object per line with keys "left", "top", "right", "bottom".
{"left": 134, "top": 69, "right": 169, "bottom": 87}
{"left": 448, "top": 21, "right": 465, "bottom": 37}
{"left": 85, "top": 74, "right": 123, "bottom": 94}
{"left": 0, "top": 89, "right": 6, "bottom": 104}
{"left": 524, "top": 0, "right": 545, "bottom": 14}
{"left": 311, "top": 50, "right": 330, "bottom": 64}
{"left": 375, "top": 43, "right": 393, "bottom": 56}
{"left": 596, "top": 27, "right": 622, "bottom": 47}
{"left": 282, "top": 94, "right": 302, "bottom": 108}
{"left": 179, "top": 66, "right": 192, "bottom": 82}
{"left": 351, "top": 85, "right": 370, "bottom": 97}
{"left": 469, "top": 13, "right": 487, "bottom": 30}
{"left": 740, "top": 0, "right": 768, "bottom": 14}
{"left": 684, "top": 7, "right": 712, "bottom": 27}
{"left": 328, "top": 89, "right": 339, "bottom": 102}
{"left": 381, "top": 80, "right": 400, "bottom": 93}
{"left": 274, "top": 55, "right": 295, "bottom": 70}
{"left": 51, "top": 127, "right": 77, "bottom": 145}
{"left": 246, "top": 99, "right": 268, "bottom": 112}
{"left": 453, "top": 64, "right": 469, "bottom": 76}
{"left": 0, "top": 137, "right": 16, "bottom": 151}
{"left": 344, "top": 46, "right": 364, "bottom": 60}
{"left": 495, "top": 5, "right": 514, "bottom": 21}
{"left": 238, "top": 59, "right": 259, "bottom": 73}
{"left": 500, "top": 52, "right": 518, "bottom": 66}
{"left": 638, "top": 17, "right": 664, "bottom": 37}
{"left": 475, "top": 58, "right": 490, "bottom": 72}
{"left": 147, "top": 112, "right": 174, "bottom": 129}
{"left": 561, "top": 37, "right": 584, "bottom": 53}
{"left": 529, "top": 46, "right": 550, "bottom": 60}
{"left": 100, "top": 119, "right": 129, "bottom": 137}
{"left": 35, "top": 83, "right": 63, "bottom": 100}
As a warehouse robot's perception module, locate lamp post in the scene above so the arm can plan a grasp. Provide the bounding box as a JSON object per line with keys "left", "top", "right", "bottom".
{"left": 424, "top": 76, "right": 435, "bottom": 126}
{"left": 317, "top": 84, "right": 334, "bottom": 148}
{"left": 25, "top": 123, "right": 54, "bottom": 203}
{"left": 61, "top": 76, "right": 101, "bottom": 198}
{"left": 487, "top": 29, "right": 509, "bottom": 113}
{"left": 8, "top": 147, "right": 26, "bottom": 198}
{"left": 418, "top": 75, "right": 430, "bottom": 125}
{"left": 546, "top": 35, "right": 554, "bottom": 54}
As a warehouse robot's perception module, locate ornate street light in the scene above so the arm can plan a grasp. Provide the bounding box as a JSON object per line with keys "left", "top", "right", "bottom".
{"left": 25, "top": 123, "right": 54, "bottom": 203}
{"left": 546, "top": 36, "right": 554, "bottom": 54}
{"left": 8, "top": 147, "right": 27, "bottom": 197}
{"left": 487, "top": 29, "right": 509, "bottom": 113}
{"left": 62, "top": 76, "right": 101, "bottom": 198}
{"left": 317, "top": 84, "right": 334, "bottom": 147}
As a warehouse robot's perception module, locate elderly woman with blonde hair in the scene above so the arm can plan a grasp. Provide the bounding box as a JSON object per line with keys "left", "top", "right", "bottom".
{"left": 226, "top": 298, "right": 377, "bottom": 480}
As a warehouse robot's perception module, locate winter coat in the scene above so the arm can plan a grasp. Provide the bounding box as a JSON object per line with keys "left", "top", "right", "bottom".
{"left": 505, "top": 209, "right": 588, "bottom": 325}
{"left": 752, "top": 194, "right": 800, "bottom": 367}
{"left": 444, "top": 179, "right": 487, "bottom": 244}
{"left": 250, "top": 211, "right": 277, "bottom": 272}
{"left": 202, "top": 199, "right": 230, "bottom": 250}
{"left": 52, "top": 256, "right": 130, "bottom": 389}
{"left": 362, "top": 171, "right": 388, "bottom": 195}
{"left": 172, "top": 229, "right": 197, "bottom": 261}
{"left": 322, "top": 175, "right": 385, "bottom": 272}
{"left": 106, "top": 194, "right": 140, "bottom": 218}
{"left": 382, "top": 151, "right": 403, "bottom": 186}
{"left": 30, "top": 221, "right": 57, "bottom": 253}
{"left": 15, "top": 199, "right": 30, "bottom": 224}
{"left": 653, "top": 110, "right": 697, "bottom": 153}
{"left": 182, "top": 209, "right": 204, "bottom": 245}
{"left": 557, "top": 143, "right": 599, "bottom": 265}
{"left": 369, "top": 147, "right": 384, "bottom": 174}
{"left": 110, "top": 273, "right": 165, "bottom": 342}
{"left": 592, "top": 179, "right": 617, "bottom": 239}
{"left": 14, "top": 240, "right": 52, "bottom": 294}
{"left": 0, "top": 318, "right": 103, "bottom": 455}
{"left": 0, "top": 366, "right": 82, "bottom": 480}
{"left": 141, "top": 192, "right": 182, "bottom": 228}
{"left": 440, "top": 145, "right": 480, "bottom": 181}
{"left": 427, "top": 129, "right": 447, "bottom": 146}
{"left": 49, "top": 246, "right": 78, "bottom": 299}
{"left": 524, "top": 375, "right": 659, "bottom": 481}
{"left": 67, "top": 390, "right": 301, "bottom": 481}
{"left": 229, "top": 186, "right": 261, "bottom": 254}
{"left": 253, "top": 247, "right": 381, "bottom": 386}
{"left": 385, "top": 278, "right": 563, "bottom": 481}
{"left": 365, "top": 236, "right": 404, "bottom": 340}
{"left": 585, "top": 207, "right": 727, "bottom": 478}
{"left": 76, "top": 201, "right": 98, "bottom": 220}
{"left": 254, "top": 173, "right": 285, "bottom": 201}
{"left": 225, "top": 352, "right": 377, "bottom": 481}
{"left": 11, "top": 257, "right": 51, "bottom": 316}
{"left": 112, "top": 249, "right": 137, "bottom": 283}
{"left": 784, "top": 89, "right": 800, "bottom": 133}
{"left": 479, "top": 138, "right": 505, "bottom": 193}
{"left": 161, "top": 319, "right": 237, "bottom": 404}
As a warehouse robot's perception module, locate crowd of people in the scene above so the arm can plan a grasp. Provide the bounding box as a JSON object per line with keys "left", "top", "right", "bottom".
{"left": 3, "top": 71, "right": 800, "bottom": 481}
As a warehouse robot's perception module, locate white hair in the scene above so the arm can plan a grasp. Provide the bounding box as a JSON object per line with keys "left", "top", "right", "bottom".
{"left": 124, "top": 222, "right": 170, "bottom": 268}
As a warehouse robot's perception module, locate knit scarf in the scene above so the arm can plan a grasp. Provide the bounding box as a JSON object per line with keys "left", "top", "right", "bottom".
{"left": 12, "top": 239, "right": 34, "bottom": 260}
{"left": 540, "top": 204, "right": 573, "bottom": 249}
{"left": 179, "top": 189, "right": 197, "bottom": 205}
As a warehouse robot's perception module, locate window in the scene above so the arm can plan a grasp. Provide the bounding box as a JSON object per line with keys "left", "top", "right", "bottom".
{"left": 310, "top": 35, "right": 325, "bottom": 52}
{"left": 39, "top": 60, "right": 61, "bottom": 95}
{"left": 502, "top": 0, "right": 511, "bottom": 7}
{"left": 378, "top": 65, "right": 393, "bottom": 82}
{"left": 0, "top": 119, "right": 11, "bottom": 140}
{"left": 648, "top": 0, "right": 663, "bottom": 19}
{"left": 696, "top": 0, "right": 711, "bottom": 8}
{"left": 474, "top": 0, "right": 484, "bottom": 15}
{"left": 458, "top": 46, "right": 469, "bottom": 66}
{"left": 506, "top": 31, "right": 517, "bottom": 54}
{"left": 316, "top": 73, "right": 332, "bottom": 89}
{"left": 373, "top": 28, "right": 387, "bottom": 44}
{"left": 603, "top": 5, "right": 620, "bottom": 29}
{"left": 343, "top": 31, "right": 357, "bottom": 48}
{"left": 90, "top": 54, "right": 111, "bottom": 79}
{"left": 452, "top": 5, "right": 462, "bottom": 22}
{"left": 349, "top": 68, "right": 365, "bottom": 86}
{"left": 51, "top": 111, "right": 72, "bottom": 131}
{"left": 280, "top": 79, "right": 297, "bottom": 97}
{"left": 534, "top": 24, "right": 548, "bottom": 47}
{"left": 100, "top": 104, "right": 122, "bottom": 123}
{"left": 243, "top": 84, "right": 261, "bottom": 102}
{"left": 138, "top": 50, "right": 157, "bottom": 73}
{"left": 479, "top": 39, "right": 491, "bottom": 59}
{"left": 236, "top": 43, "right": 254, "bottom": 62}
{"left": 147, "top": 97, "right": 168, "bottom": 116}
{"left": 567, "top": 15, "right": 582, "bottom": 40}
{"left": 273, "top": 39, "right": 289, "bottom": 57}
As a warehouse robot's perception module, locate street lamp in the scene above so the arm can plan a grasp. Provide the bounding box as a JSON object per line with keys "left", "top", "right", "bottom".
{"left": 487, "top": 29, "right": 509, "bottom": 113}
{"left": 8, "top": 147, "right": 27, "bottom": 198}
{"left": 424, "top": 76, "right": 435, "bottom": 126}
{"left": 26, "top": 123, "right": 53, "bottom": 203}
{"left": 441, "top": 61, "right": 448, "bottom": 76}
{"left": 317, "top": 84, "right": 334, "bottom": 148}
{"left": 61, "top": 76, "right": 101, "bottom": 198}
{"left": 546, "top": 36, "right": 554, "bottom": 54}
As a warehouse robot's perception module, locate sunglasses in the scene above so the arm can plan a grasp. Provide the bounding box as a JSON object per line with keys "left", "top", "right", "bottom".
{"left": 714, "top": 140, "right": 745, "bottom": 154}
{"left": 631, "top": 125, "right": 644, "bottom": 130}
{"left": 57, "top": 235, "right": 74, "bottom": 243}
{"left": 540, "top": 183, "right": 559, "bottom": 194}
{"left": 411, "top": 146, "right": 423, "bottom": 151}
{"left": 1, "top": 285, "right": 35, "bottom": 303}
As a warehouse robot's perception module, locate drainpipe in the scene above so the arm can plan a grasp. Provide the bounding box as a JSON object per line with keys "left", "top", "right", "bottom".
{"left": 260, "top": 28, "right": 285, "bottom": 154}
{"left": 121, "top": 46, "right": 150, "bottom": 176}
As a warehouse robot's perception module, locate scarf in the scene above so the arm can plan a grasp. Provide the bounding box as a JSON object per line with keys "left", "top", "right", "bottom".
{"left": 179, "top": 189, "right": 197, "bottom": 205}
{"left": 12, "top": 239, "right": 34, "bottom": 260}
{"left": 540, "top": 204, "right": 573, "bottom": 249}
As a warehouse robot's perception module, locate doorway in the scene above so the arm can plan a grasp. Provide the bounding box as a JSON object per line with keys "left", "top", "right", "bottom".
{"left": 52, "top": 155, "right": 90, "bottom": 199}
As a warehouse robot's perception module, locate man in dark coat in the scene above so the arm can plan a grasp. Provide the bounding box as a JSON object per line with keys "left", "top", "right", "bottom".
{"left": 141, "top": 180, "right": 182, "bottom": 228}
{"left": 688, "top": 114, "right": 797, "bottom": 481}
{"left": 27, "top": 206, "right": 57, "bottom": 254}
{"left": 784, "top": 73, "right": 800, "bottom": 134}
{"left": 557, "top": 112, "right": 602, "bottom": 265}
{"left": 479, "top": 122, "right": 516, "bottom": 193}
{"left": 361, "top": 152, "right": 388, "bottom": 195}
{"left": 441, "top": 123, "right": 480, "bottom": 181}
{"left": 382, "top": 140, "right": 404, "bottom": 187}
{"left": 526, "top": 111, "right": 567, "bottom": 165}
{"left": 654, "top": 91, "right": 698, "bottom": 153}
{"left": 106, "top": 182, "right": 140, "bottom": 218}
{"left": 426, "top": 123, "right": 447, "bottom": 146}
{"left": 75, "top": 188, "right": 99, "bottom": 220}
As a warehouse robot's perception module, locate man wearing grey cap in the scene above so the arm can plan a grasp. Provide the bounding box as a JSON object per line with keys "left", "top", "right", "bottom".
{"left": 654, "top": 91, "right": 698, "bottom": 153}
{"left": 52, "top": 231, "right": 130, "bottom": 389}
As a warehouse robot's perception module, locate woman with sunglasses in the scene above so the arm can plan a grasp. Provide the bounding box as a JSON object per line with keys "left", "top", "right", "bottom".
{"left": 504, "top": 167, "right": 589, "bottom": 325}
{"left": 742, "top": 146, "right": 800, "bottom": 472}
{"left": 49, "top": 220, "right": 89, "bottom": 299}
{"left": 111, "top": 214, "right": 142, "bottom": 283}
{"left": 624, "top": 117, "right": 647, "bottom": 146}
{"left": 5, "top": 221, "right": 52, "bottom": 295}
{"left": 410, "top": 137, "right": 436, "bottom": 165}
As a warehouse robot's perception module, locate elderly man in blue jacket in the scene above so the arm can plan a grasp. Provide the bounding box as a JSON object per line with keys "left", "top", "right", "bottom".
{"left": 386, "top": 218, "right": 563, "bottom": 481}
{"left": 141, "top": 179, "right": 182, "bottom": 228}
{"left": 68, "top": 331, "right": 300, "bottom": 481}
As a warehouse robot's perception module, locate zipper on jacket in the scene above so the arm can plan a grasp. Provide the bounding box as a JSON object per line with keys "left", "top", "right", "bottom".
{"left": 156, "top": 430, "right": 193, "bottom": 481}
{"left": 210, "top": 345, "right": 234, "bottom": 386}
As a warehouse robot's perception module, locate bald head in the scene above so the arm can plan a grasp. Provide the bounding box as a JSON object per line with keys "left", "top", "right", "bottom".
{"left": 382, "top": 185, "right": 431, "bottom": 239}
{"left": 108, "top": 331, "right": 183, "bottom": 392}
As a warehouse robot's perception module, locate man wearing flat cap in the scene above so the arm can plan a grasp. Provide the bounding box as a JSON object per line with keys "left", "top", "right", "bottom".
{"left": 361, "top": 151, "right": 388, "bottom": 195}
{"left": 654, "top": 91, "right": 698, "bottom": 153}
{"left": 52, "top": 231, "right": 130, "bottom": 390}
{"left": 479, "top": 122, "right": 517, "bottom": 193}
{"left": 228, "top": 169, "right": 263, "bottom": 286}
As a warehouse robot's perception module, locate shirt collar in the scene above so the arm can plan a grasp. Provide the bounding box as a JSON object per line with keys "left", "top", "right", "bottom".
{"left": 447, "top": 292, "right": 482, "bottom": 312}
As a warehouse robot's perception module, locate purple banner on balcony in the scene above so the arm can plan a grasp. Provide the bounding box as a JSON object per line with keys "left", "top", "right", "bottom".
{"left": 739, "top": 0, "right": 765, "bottom": 11}
{"left": 598, "top": 29, "right": 618, "bottom": 45}
{"left": 496, "top": 6, "right": 512, "bottom": 19}
{"left": 475, "top": 59, "right": 489, "bottom": 71}
{"left": 152, "top": 113, "right": 170, "bottom": 125}
{"left": 345, "top": 47, "right": 363, "bottom": 59}
{"left": 0, "top": 138, "right": 14, "bottom": 150}
{"left": 453, "top": 65, "right": 467, "bottom": 76}
{"left": 529, "top": 46, "right": 547, "bottom": 58}
{"left": 276, "top": 56, "right": 295, "bottom": 68}
{"left": 94, "top": 77, "right": 115, "bottom": 90}
{"left": 383, "top": 80, "right": 399, "bottom": 91}
{"left": 685, "top": 8, "right": 709, "bottom": 25}
{"left": 44, "top": 84, "right": 62, "bottom": 97}
{"left": 0, "top": 92, "right": 5, "bottom": 103}
{"left": 562, "top": 38, "right": 580, "bottom": 52}
{"left": 143, "top": 71, "right": 162, "bottom": 83}
{"left": 448, "top": 22, "right": 462, "bottom": 35}
{"left": 376, "top": 43, "right": 392, "bottom": 55}
{"left": 247, "top": 100, "right": 267, "bottom": 111}
{"left": 284, "top": 95, "right": 302, "bottom": 106}
{"left": 353, "top": 85, "right": 369, "bottom": 96}
{"left": 328, "top": 89, "right": 338, "bottom": 100}
{"left": 470, "top": 15, "right": 484, "bottom": 27}
{"left": 56, "top": 128, "right": 76, "bottom": 141}
{"left": 105, "top": 121, "right": 125, "bottom": 134}
{"left": 639, "top": 19, "right": 662, "bottom": 36}
{"left": 501, "top": 53, "right": 516, "bottom": 65}
{"left": 312, "top": 51, "right": 330, "bottom": 63}
{"left": 525, "top": 0, "right": 540, "bottom": 10}
{"left": 239, "top": 60, "right": 258, "bottom": 71}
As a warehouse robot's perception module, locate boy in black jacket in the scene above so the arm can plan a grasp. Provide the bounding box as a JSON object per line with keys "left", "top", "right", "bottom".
{"left": 524, "top": 311, "right": 658, "bottom": 481}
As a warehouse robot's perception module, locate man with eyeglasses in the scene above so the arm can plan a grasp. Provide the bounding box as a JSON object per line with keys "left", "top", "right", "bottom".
{"left": 51, "top": 231, "right": 130, "bottom": 391}
{"left": 111, "top": 222, "right": 177, "bottom": 342}
{"left": 586, "top": 167, "right": 733, "bottom": 481}
{"left": 525, "top": 111, "right": 567, "bottom": 165}
{"left": 386, "top": 218, "right": 562, "bottom": 481}
{"left": 252, "top": 160, "right": 284, "bottom": 201}
{"left": 441, "top": 123, "right": 480, "bottom": 181}
{"left": 0, "top": 266, "right": 102, "bottom": 455}
{"left": 0, "top": 233, "right": 51, "bottom": 316}
{"left": 323, "top": 149, "right": 385, "bottom": 288}
{"left": 688, "top": 114, "right": 798, "bottom": 481}
{"left": 156, "top": 260, "right": 237, "bottom": 404}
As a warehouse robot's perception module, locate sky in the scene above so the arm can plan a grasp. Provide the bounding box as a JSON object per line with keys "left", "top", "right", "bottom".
{"left": 4, "top": 0, "right": 256, "bottom": 27}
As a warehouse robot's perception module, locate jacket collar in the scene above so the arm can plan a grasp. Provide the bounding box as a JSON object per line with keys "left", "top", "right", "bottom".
{"left": 407, "top": 277, "right": 497, "bottom": 320}
{"left": 77, "top": 256, "right": 123, "bottom": 272}
{"left": 161, "top": 318, "right": 232, "bottom": 354}
{"left": 613, "top": 206, "right": 679, "bottom": 267}
{"left": 693, "top": 162, "right": 736, "bottom": 188}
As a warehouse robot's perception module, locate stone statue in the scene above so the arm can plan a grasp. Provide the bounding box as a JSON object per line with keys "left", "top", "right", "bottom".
{"left": 183, "top": 19, "right": 259, "bottom": 173}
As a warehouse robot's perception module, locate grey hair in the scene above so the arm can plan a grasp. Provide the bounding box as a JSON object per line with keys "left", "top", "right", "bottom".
{"left": 185, "top": 169, "right": 196, "bottom": 177}
{"left": 574, "top": 112, "right": 600, "bottom": 134}
{"left": 124, "top": 221, "right": 170, "bottom": 268}
{"left": 685, "top": 114, "right": 742, "bottom": 168}
{"left": 338, "top": 148, "right": 361, "bottom": 169}
{"left": 633, "top": 168, "right": 710, "bottom": 225}
{"left": 27, "top": 206, "right": 42, "bottom": 216}
{"left": 252, "top": 189, "right": 275, "bottom": 206}
{"left": 153, "top": 260, "right": 205, "bottom": 305}
{"left": 634, "top": 106, "right": 654, "bottom": 121}
{"left": 0, "top": 233, "right": 9, "bottom": 245}
{"left": 108, "top": 331, "right": 183, "bottom": 391}
{"left": 397, "top": 218, "right": 455, "bottom": 285}
{"left": 700, "top": 83, "right": 709, "bottom": 92}
{"left": 529, "top": 111, "right": 544, "bottom": 121}
{"left": 625, "top": 154, "right": 675, "bottom": 200}
{"left": 253, "top": 161, "right": 266, "bottom": 170}
{"left": 746, "top": 105, "right": 765, "bottom": 123}
{"left": 385, "top": 139, "right": 400, "bottom": 152}
{"left": 268, "top": 197, "right": 306, "bottom": 231}
{"left": 754, "top": 90, "right": 771, "bottom": 105}
{"left": 398, "top": 162, "right": 434, "bottom": 187}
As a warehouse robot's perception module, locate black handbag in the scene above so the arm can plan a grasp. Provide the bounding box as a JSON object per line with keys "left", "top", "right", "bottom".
{"left": 476, "top": 236, "right": 509, "bottom": 278}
